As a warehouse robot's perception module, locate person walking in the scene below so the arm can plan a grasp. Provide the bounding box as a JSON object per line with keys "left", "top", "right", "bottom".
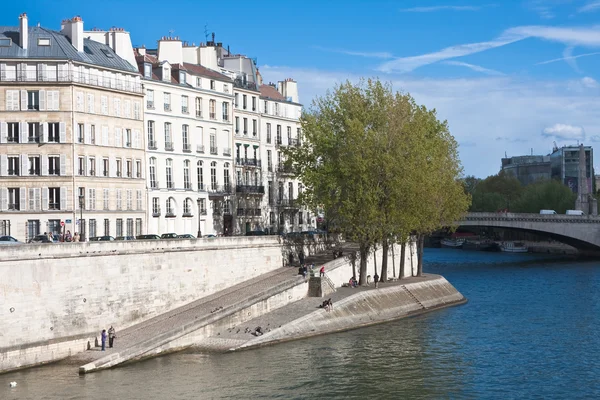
{"left": 320, "top": 265, "right": 325, "bottom": 277}
{"left": 374, "top": 272, "right": 380, "bottom": 289}
{"left": 108, "top": 326, "right": 116, "bottom": 348}
{"left": 101, "top": 329, "right": 107, "bottom": 351}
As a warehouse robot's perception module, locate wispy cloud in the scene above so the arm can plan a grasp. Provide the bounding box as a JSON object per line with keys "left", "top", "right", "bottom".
{"left": 542, "top": 123, "right": 585, "bottom": 140}
{"left": 536, "top": 50, "right": 600, "bottom": 65}
{"left": 399, "top": 5, "right": 489, "bottom": 12}
{"left": 312, "top": 46, "right": 393, "bottom": 59}
{"left": 577, "top": 1, "right": 600, "bottom": 13}
{"left": 377, "top": 34, "right": 524, "bottom": 73}
{"left": 444, "top": 60, "right": 505, "bottom": 75}
{"left": 505, "top": 25, "right": 600, "bottom": 46}
{"left": 581, "top": 76, "right": 599, "bottom": 88}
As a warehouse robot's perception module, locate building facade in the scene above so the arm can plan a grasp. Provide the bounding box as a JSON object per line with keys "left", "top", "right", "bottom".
{"left": 0, "top": 14, "right": 145, "bottom": 241}
{"left": 500, "top": 155, "right": 551, "bottom": 186}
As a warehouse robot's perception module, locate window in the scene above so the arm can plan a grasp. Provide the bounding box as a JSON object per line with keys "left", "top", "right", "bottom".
{"left": 113, "top": 98, "right": 121, "bottom": 117}
{"left": 164, "top": 92, "right": 171, "bottom": 111}
{"left": 78, "top": 123, "right": 84, "bottom": 143}
{"left": 89, "top": 157, "right": 96, "bottom": 176}
{"left": 243, "top": 95, "right": 247, "bottom": 110}
{"left": 87, "top": 93, "right": 95, "bottom": 113}
{"left": 183, "top": 198, "right": 192, "bottom": 216}
{"left": 182, "top": 125, "right": 190, "bottom": 151}
{"left": 116, "top": 219, "right": 123, "bottom": 237}
{"left": 199, "top": 198, "right": 206, "bottom": 214}
{"left": 277, "top": 125, "right": 282, "bottom": 144}
{"left": 48, "top": 187, "right": 60, "bottom": 210}
{"left": 104, "top": 218, "right": 110, "bottom": 236}
{"left": 152, "top": 197, "right": 160, "bottom": 216}
{"left": 7, "top": 122, "right": 19, "bottom": 143}
{"left": 184, "top": 160, "right": 193, "bottom": 190}
{"left": 8, "top": 188, "right": 20, "bottom": 210}
{"left": 124, "top": 100, "right": 131, "bottom": 118}
{"left": 27, "top": 90, "right": 40, "bottom": 110}
{"left": 287, "top": 126, "right": 292, "bottom": 145}
{"left": 195, "top": 97, "right": 202, "bottom": 118}
{"left": 78, "top": 156, "right": 85, "bottom": 175}
{"left": 166, "top": 198, "right": 175, "bottom": 216}
{"left": 144, "top": 64, "right": 152, "bottom": 79}
{"left": 166, "top": 159, "right": 173, "bottom": 189}
{"left": 126, "top": 189, "right": 132, "bottom": 210}
{"left": 8, "top": 156, "right": 19, "bottom": 175}
{"left": 48, "top": 156, "right": 59, "bottom": 175}
{"left": 116, "top": 189, "right": 122, "bottom": 210}
{"left": 266, "top": 124, "right": 271, "bottom": 143}
{"left": 149, "top": 158, "right": 157, "bottom": 188}
{"left": 136, "top": 160, "right": 142, "bottom": 178}
{"left": 126, "top": 159, "right": 132, "bottom": 178}
{"left": 136, "top": 189, "right": 142, "bottom": 210}
{"left": 210, "top": 130, "right": 217, "bottom": 154}
{"left": 101, "top": 95, "right": 108, "bottom": 114}
{"left": 147, "top": 120, "right": 156, "bottom": 149}
{"left": 147, "top": 89, "right": 154, "bottom": 109}
{"left": 127, "top": 218, "right": 134, "bottom": 236}
{"left": 235, "top": 93, "right": 239, "bottom": 108}
{"left": 196, "top": 77, "right": 202, "bottom": 88}
{"left": 103, "top": 189, "right": 109, "bottom": 210}
{"left": 6, "top": 90, "right": 19, "bottom": 110}
{"left": 252, "top": 96, "right": 256, "bottom": 111}
{"left": 182, "top": 95, "right": 189, "bottom": 113}
{"left": 224, "top": 165, "right": 230, "bottom": 190}
{"left": 252, "top": 119, "right": 257, "bottom": 136}
{"left": 210, "top": 80, "right": 215, "bottom": 90}
{"left": 28, "top": 122, "right": 40, "bottom": 143}
{"left": 210, "top": 162, "right": 217, "bottom": 189}
{"left": 179, "top": 71, "right": 186, "bottom": 85}
{"left": 116, "top": 159, "right": 122, "bottom": 177}
{"left": 90, "top": 125, "right": 96, "bottom": 144}
{"left": 209, "top": 100, "right": 216, "bottom": 119}
{"left": 162, "top": 65, "right": 170, "bottom": 82}
{"left": 164, "top": 122, "right": 172, "bottom": 150}
{"left": 222, "top": 102, "right": 229, "bottom": 121}
{"left": 243, "top": 118, "right": 248, "bottom": 134}
{"left": 134, "top": 102, "right": 141, "bottom": 120}
{"left": 46, "top": 90, "right": 60, "bottom": 110}
{"left": 125, "top": 129, "right": 132, "bottom": 147}
{"left": 136, "top": 218, "right": 142, "bottom": 236}
{"left": 103, "top": 158, "right": 109, "bottom": 177}
{"left": 45, "top": 122, "right": 59, "bottom": 143}
{"left": 270, "top": 212, "right": 275, "bottom": 225}
{"left": 235, "top": 117, "right": 240, "bottom": 133}
{"left": 0, "top": 38, "right": 12, "bottom": 47}
{"left": 28, "top": 156, "right": 40, "bottom": 175}
{"left": 197, "top": 161, "right": 204, "bottom": 190}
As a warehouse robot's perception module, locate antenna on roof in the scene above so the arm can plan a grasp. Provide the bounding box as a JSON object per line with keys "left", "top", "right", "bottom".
{"left": 204, "top": 25, "right": 210, "bottom": 41}
{"left": 168, "top": 29, "right": 175, "bottom": 38}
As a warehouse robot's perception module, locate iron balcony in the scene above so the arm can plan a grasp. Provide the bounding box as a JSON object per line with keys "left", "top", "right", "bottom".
{"left": 236, "top": 185, "right": 265, "bottom": 195}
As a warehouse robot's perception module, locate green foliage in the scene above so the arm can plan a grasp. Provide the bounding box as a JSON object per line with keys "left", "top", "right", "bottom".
{"left": 512, "top": 180, "right": 576, "bottom": 213}
{"left": 284, "top": 78, "right": 470, "bottom": 281}
{"left": 470, "top": 172, "right": 523, "bottom": 211}
{"left": 462, "top": 175, "right": 481, "bottom": 195}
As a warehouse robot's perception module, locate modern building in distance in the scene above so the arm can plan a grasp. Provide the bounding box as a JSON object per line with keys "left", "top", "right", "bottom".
{"left": 549, "top": 144, "right": 593, "bottom": 194}
{"left": 501, "top": 155, "right": 551, "bottom": 186}
{"left": 0, "top": 14, "right": 145, "bottom": 242}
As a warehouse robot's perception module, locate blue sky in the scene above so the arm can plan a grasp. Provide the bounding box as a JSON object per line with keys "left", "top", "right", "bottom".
{"left": 5, "top": 0, "right": 600, "bottom": 177}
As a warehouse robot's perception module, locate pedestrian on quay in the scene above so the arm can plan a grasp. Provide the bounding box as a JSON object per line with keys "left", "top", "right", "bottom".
{"left": 73, "top": 232, "right": 80, "bottom": 242}
{"left": 108, "top": 326, "right": 116, "bottom": 348}
{"left": 320, "top": 265, "right": 325, "bottom": 277}
{"left": 65, "top": 230, "right": 72, "bottom": 242}
{"left": 101, "top": 329, "right": 107, "bottom": 351}
{"left": 374, "top": 272, "right": 379, "bottom": 289}
{"left": 299, "top": 251, "right": 305, "bottom": 266}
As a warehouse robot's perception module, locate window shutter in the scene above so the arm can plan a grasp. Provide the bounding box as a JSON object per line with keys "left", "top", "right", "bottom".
{"left": 0, "top": 122, "right": 6, "bottom": 144}
{"left": 38, "top": 64, "right": 46, "bottom": 81}
{"left": 134, "top": 129, "right": 140, "bottom": 148}
{"left": 60, "top": 154, "right": 66, "bottom": 176}
{"left": 84, "top": 156, "right": 88, "bottom": 175}
{"left": 132, "top": 159, "right": 137, "bottom": 179}
{"left": 39, "top": 89, "right": 46, "bottom": 111}
{"left": 0, "top": 154, "right": 6, "bottom": 176}
{"left": 102, "top": 126, "right": 109, "bottom": 146}
{"left": 20, "top": 89, "right": 27, "bottom": 110}
{"left": 116, "top": 128, "right": 122, "bottom": 147}
{"left": 20, "top": 121, "right": 27, "bottom": 143}
{"left": 41, "top": 187, "right": 48, "bottom": 211}
{"left": 59, "top": 122, "right": 66, "bottom": 143}
{"left": 21, "top": 154, "right": 28, "bottom": 176}
{"left": 84, "top": 124, "right": 90, "bottom": 144}
{"left": 35, "top": 188, "right": 41, "bottom": 211}
{"left": 41, "top": 155, "right": 48, "bottom": 176}
{"left": 5, "top": 90, "right": 12, "bottom": 110}
{"left": 60, "top": 187, "right": 67, "bottom": 210}
{"left": 39, "top": 122, "right": 45, "bottom": 143}
{"left": 110, "top": 157, "right": 116, "bottom": 178}
{"left": 0, "top": 64, "right": 5, "bottom": 81}
{"left": 54, "top": 90, "right": 60, "bottom": 111}
{"left": 19, "top": 187, "right": 26, "bottom": 210}
{"left": 0, "top": 187, "right": 7, "bottom": 210}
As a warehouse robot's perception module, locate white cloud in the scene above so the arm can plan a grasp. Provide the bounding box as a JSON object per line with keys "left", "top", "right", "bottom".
{"left": 536, "top": 49, "right": 600, "bottom": 66}
{"left": 399, "top": 5, "right": 487, "bottom": 12}
{"left": 542, "top": 123, "right": 585, "bottom": 140}
{"left": 444, "top": 60, "right": 505, "bottom": 75}
{"left": 312, "top": 46, "right": 393, "bottom": 59}
{"left": 260, "top": 65, "right": 600, "bottom": 178}
{"left": 577, "top": 1, "right": 600, "bottom": 13}
{"left": 506, "top": 25, "right": 600, "bottom": 47}
{"left": 581, "top": 76, "right": 599, "bottom": 88}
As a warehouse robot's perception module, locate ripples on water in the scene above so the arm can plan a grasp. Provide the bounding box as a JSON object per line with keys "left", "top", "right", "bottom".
{"left": 2, "top": 249, "right": 600, "bottom": 399}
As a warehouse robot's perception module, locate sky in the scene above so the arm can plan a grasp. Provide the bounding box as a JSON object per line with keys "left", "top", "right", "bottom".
{"left": 5, "top": 0, "right": 600, "bottom": 178}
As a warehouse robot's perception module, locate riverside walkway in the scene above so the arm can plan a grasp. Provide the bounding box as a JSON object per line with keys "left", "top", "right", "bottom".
{"left": 74, "top": 246, "right": 349, "bottom": 373}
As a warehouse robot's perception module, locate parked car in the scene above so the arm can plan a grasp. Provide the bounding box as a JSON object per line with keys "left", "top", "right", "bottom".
{"left": 115, "top": 236, "right": 136, "bottom": 241}
{"left": 136, "top": 234, "right": 161, "bottom": 240}
{"left": 0, "top": 235, "right": 22, "bottom": 245}
{"left": 177, "top": 234, "right": 196, "bottom": 239}
{"left": 89, "top": 236, "right": 115, "bottom": 241}
{"left": 160, "top": 233, "right": 178, "bottom": 239}
{"left": 245, "top": 230, "right": 268, "bottom": 236}
{"left": 203, "top": 234, "right": 217, "bottom": 238}
{"left": 28, "top": 234, "right": 54, "bottom": 243}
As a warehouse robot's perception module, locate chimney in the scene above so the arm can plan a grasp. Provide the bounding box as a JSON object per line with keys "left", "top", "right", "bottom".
{"left": 62, "top": 16, "right": 84, "bottom": 52}
{"left": 19, "top": 13, "right": 28, "bottom": 50}
{"left": 137, "top": 46, "right": 146, "bottom": 56}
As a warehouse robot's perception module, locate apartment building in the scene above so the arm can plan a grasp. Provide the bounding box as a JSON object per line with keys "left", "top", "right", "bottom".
{"left": 0, "top": 14, "right": 145, "bottom": 241}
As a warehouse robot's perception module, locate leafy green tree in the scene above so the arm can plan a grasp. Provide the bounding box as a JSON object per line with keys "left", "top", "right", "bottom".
{"left": 512, "top": 179, "right": 576, "bottom": 213}
{"left": 470, "top": 172, "right": 523, "bottom": 211}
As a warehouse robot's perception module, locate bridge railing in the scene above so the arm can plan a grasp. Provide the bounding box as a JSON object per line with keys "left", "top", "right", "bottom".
{"left": 463, "top": 212, "right": 600, "bottom": 224}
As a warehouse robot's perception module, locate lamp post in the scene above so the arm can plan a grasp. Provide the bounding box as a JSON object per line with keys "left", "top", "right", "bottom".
{"left": 196, "top": 198, "right": 202, "bottom": 238}
{"left": 78, "top": 194, "right": 84, "bottom": 241}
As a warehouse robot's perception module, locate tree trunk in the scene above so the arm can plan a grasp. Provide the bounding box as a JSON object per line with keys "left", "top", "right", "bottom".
{"left": 417, "top": 234, "right": 424, "bottom": 276}
{"left": 359, "top": 244, "right": 368, "bottom": 285}
{"left": 391, "top": 244, "right": 396, "bottom": 278}
{"left": 373, "top": 245, "right": 377, "bottom": 275}
{"left": 380, "top": 240, "right": 389, "bottom": 282}
{"left": 351, "top": 256, "right": 357, "bottom": 284}
{"left": 400, "top": 239, "right": 406, "bottom": 279}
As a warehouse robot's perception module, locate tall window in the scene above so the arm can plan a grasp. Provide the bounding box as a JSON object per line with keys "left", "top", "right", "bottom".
{"left": 287, "top": 126, "right": 292, "bottom": 145}
{"left": 27, "top": 90, "right": 40, "bottom": 110}
{"left": 48, "top": 156, "right": 60, "bottom": 175}
{"left": 89, "top": 157, "right": 96, "bottom": 176}
{"left": 164, "top": 122, "right": 172, "bottom": 150}
{"left": 276, "top": 125, "right": 282, "bottom": 144}
{"left": 166, "top": 159, "right": 173, "bottom": 189}
{"left": 243, "top": 118, "right": 248, "bottom": 134}
{"left": 252, "top": 119, "right": 257, "bottom": 136}
{"left": 235, "top": 117, "right": 240, "bottom": 133}
{"left": 181, "top": 95, "right": 189, "bottom": 113}
{"left": 243, "top": 95, "right": 247, "bottom": 109}
{"left": 125, "top": 129, "right": 132, "bottom": 147}
{"left": 8, "top": 188, "right": 20, "bottom": 210}
{"left": 28, "top": 156, "right": 40, "bottom": 176}
{"left": 149, "top": 157, "right": 157, "bottom": 188}
{"left": 126, "top": 159, "right": 132, "bottom": 178}
{"left": 252, "top": 96, "right": 256, "bottom": 111}
{"left": 147, "top": 120, "right": 156, "bottom": 148}
{"left": 210, "top": 129, "right": 217, "bottom": 154}
{"left": 184, "top": 160, "right": 191, "bottom": 189}
{"left": 183, "top": 198, "right": 192, "bottom": 216}
{"left": 48, "top": 123, "right": 59, "bottom": 143}
{"left": 210, "top": 162, "right": 217, "bottom": 189}
{"left": 266, "top": 123, "right": 272, "bottom": 144}
{"left": 209, "top": 100, "right": 216, "bottom": 119}
{"left": 195, "top": 97, "right": 202, "bottom": 118}
{"left": 78, "top": 123, "right": 84, "bottom": 143}
{"left": 222, "top": 102, "right": 229, "bottom": 121}
{"left": 7, "top": 123, "right": 19, "bottom": 143}
{"left": 127, "top": 219, "right": 134, "bottom": 236}
{"left": 166, "top": 198, "right": 175, "bottom": 216}
{"left": 103, "top": 158, "right": 109, "bottom": 177}
{"left": 116, "top": 219, "right": 123, "bottom": 237}
{"left": 152, "top": 197, "right": 160, "bottom": 216}
{"left": 267, "top": 150, "right": 272, "bottom": 171}
{"left": 8, "top": 157, "right": 19, "bottom": 175}
{"left": 235, "top": 93, "right": 239, "bottom": 108}
{"left": 197, "top": 161, "right": 204, "bottom": 190}
{"left": 182, "top": 125, "right": 190, "bottom": 151}
{"left": 104, "top": 219, "right": 110, "bottom": 236}
{"left": 164, "top": 92, "right": 171, "bottom": 111}
{"left": 28, "top": 123, "right": 40, "bottom": 143}
{"left": 224, "top": 163, "right": 230, "bottom": 190}
{"left": 48, "top": 188, "right": 60, "bottom": 210}
{"left": 147, "top": 89, "right": 154, "bottom": 109}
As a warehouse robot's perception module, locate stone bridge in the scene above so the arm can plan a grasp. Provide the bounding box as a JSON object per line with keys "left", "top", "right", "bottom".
{"left": 458, "top": 212, "right": 600, "bottom": 251}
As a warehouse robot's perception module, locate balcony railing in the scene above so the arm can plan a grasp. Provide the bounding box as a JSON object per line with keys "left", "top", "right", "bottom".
{"left": 196, "top": 144, "right": 205, "bottom": 153}
{"left": 207, "top": 184, "right": 232, "bottom": 196}
{"left": 148, "top": 140, "right": 157, "bottom": 150}
{"left": 236, "top": 185, "right": 265, "bottom": 195}
{"left": 277, "top": 165, "right": 294, "bottom": 175}
{"left": 197, "top": 183, "right": 206, "bottom": 191}
{"left": 277, "top": 199, "right": 298, "bottom": 208}
{"left": 152, "top": 208, "right": 161, "bottom": 217}
{"left": 236, "top": 208, "right": 262, "bottom": 217}
{"left": 235, "top": 158, "right": 261, "bottom": 167}
{"left": 164, "top": 104, "right": 171, "bottom": 112}
{"left": 233, "top": 79, "right": 258, "bottom": 91}
{"left": 200, "top": 209, "right": 208, "bottom": 216}
{"left": 183, "top": 143, "right": 192, "bottom": 152}
{"left": 165, "top": 142, "right": 174, "bottom": 151}
{"left": 223, "top": 147, "right": 231, "bottom": 156}
{"left": 210, "top": 146, "right": 218, "bottom": 155}
{"left": 182, "top": 106, "right": 189, "bottom": 114}
{"left": 196, "top": 110, "right": 203, "bottom": 118}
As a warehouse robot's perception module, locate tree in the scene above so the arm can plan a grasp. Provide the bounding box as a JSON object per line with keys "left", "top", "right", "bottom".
{"left": 512, "top": 179, "right": 576, "bottom": 213}
{"left": 470, "top": 172, "right": 523, "bottom": 212}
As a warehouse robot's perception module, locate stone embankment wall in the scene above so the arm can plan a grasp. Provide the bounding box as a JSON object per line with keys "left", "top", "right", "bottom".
{"left": 0, "top": 237, "right": 292, "bottom": 372}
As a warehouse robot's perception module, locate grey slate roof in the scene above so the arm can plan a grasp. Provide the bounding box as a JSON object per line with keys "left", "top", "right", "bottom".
{"left": 0, "top": 26, "right": 137, "bottom": 73}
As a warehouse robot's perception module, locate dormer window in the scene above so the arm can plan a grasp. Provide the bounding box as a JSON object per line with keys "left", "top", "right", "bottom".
{"left": 162, "top": 65, "right": 170, "bottom": 82}
{"left": 37, "top": 38, "right": 51, "bottom": 46}
{"left": 0, "top": 38, "right": 12, "bottom": 47}
{"left": 210, "top": 80, "right": 215, "bottom": 90}
{"left": 179, "top": 71, "right": 186, "bottom": 85}
{"left": 196, "top": 77, "right": 201, "bottom": 87}
{"left": 144, "top": 64, "right": 152, "bottom": 79}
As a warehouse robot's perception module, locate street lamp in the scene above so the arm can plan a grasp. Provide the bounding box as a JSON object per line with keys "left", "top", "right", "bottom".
{"left": 78, "top": 194, "right": 85, "bottom": 241}
{"left": 196, "top": 198, "right": 202, "bottom": 238}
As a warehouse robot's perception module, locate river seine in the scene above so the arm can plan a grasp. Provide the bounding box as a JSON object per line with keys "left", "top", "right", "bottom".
{"left": 2, "top": 249, "right": 599, "bottom": 399}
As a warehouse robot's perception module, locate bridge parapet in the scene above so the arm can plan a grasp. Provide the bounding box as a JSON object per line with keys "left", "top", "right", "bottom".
{"left": 463, "top": 212, "right": 600, "bottom": 224}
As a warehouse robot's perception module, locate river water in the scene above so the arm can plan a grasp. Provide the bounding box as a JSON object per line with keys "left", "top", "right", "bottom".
{"left": 3, "top": 249, "right": 600, "bottom": 399}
